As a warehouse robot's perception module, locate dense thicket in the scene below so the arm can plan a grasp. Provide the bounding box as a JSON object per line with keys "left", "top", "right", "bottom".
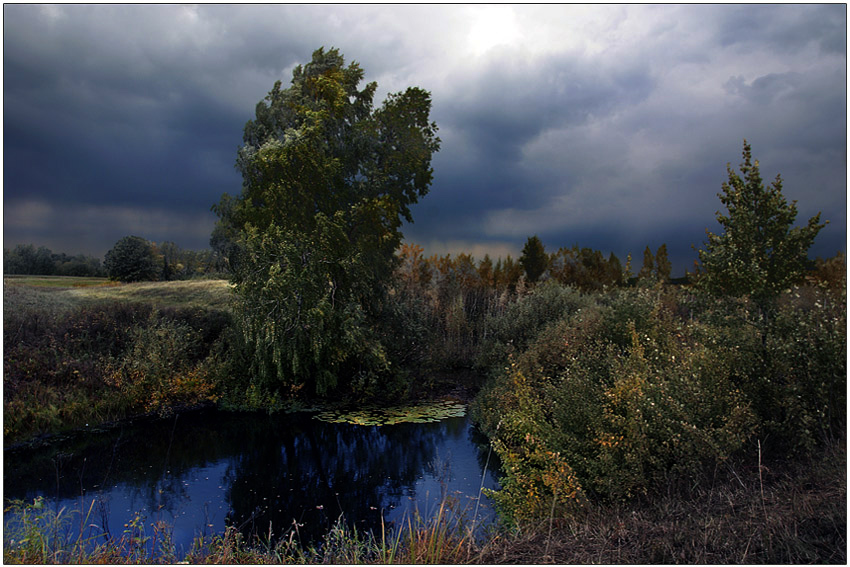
{"left": 472, "top": 277, "right": 844, "bottom": 519}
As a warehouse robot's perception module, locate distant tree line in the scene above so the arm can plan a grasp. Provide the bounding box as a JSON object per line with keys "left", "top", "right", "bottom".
{"left": 4, "top": 238, "right": 227, "bottom": 282}
{"left": 411, "top": 236, "right": 673, "bottom": 294}
{"left": 103, "top": 236, "right": 227, "bottom": 282}
{"left": 4, "top": 244, "right": 104, "bottom": 277}
{"left": 396, "top": 240, "right": 634, "bottom": 297}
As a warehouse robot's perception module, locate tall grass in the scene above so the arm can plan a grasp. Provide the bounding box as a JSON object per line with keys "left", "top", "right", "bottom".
{"left": 67, "top": 279, "right": 234, "bottom": 310}
{"left": 4, "top": 484, "right": 491, "bottom": 564}
{"left": 3, "top": 496, "right": 123, "bottom": 564}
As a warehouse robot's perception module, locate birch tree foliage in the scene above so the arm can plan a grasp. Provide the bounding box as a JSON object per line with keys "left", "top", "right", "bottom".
{"left": 214, "top": 48, "right": 439, "bottom": 395}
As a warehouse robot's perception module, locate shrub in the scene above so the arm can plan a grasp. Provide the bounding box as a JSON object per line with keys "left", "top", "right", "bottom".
{"left": 760, "top": 285, "right": 846, "bottom": 454}
{"left": 587, "top": 322, "right": 754, "bottom": 499}
{"left": 474, "top": 286, "right": 758, "bottom": 518}
{"left": 477, "top": 281, "right": 592, "bottom": 375}
{"left": 684, "top": 283, "right": 846, "bottom": 456}
{"left": 103, "top": 312, "right": 222, "bottom": 415}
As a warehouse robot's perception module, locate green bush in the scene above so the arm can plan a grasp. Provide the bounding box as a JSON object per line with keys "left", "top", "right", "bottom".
{"left": 474, "top": 285, "right": 758, "bottom": 519}
{"left": 475, "top": 279, "right": 846, "bottom": 520}
{"left": 104, "top": 235, "right": 159, "bottom": 282}
{"left": 477, "top": 280, "right": 592, "bottom": 376}
{"left": 760, "top": 286, "right": 846, "bottom": 454}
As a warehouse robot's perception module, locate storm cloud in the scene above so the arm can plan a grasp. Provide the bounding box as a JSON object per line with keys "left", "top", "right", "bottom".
{"left": 4, "top": 4, "right": 846, "bottom": 275}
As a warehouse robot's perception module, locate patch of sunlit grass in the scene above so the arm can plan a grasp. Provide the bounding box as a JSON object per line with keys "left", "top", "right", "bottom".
{"left": 66, "top": 279, "right": 234, "bottom": 310}
{"left": 4, "top": 275, "right": 111, "bottom": 288}
{"left": 5, "top": 276, "right": 234, "bottom": 311}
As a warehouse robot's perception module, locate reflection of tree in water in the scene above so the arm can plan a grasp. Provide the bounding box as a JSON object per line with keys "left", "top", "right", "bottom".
{"left": 8, "top": 412, "right": 247, "bottom": 521}
{"left": 6, "top": 409, "right": 496, "bottom": 548}
{"left": 222, "top": 416, "right": 446, "bottom": 544}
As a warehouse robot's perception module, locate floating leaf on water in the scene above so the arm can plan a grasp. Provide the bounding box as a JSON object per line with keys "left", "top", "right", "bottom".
{"left": 313, "top": 400, "right": 467, "bottom": 426}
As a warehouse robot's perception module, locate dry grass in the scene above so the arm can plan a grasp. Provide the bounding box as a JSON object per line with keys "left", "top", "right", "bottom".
{"left": 4, "top": 276, "right": 234, "bottom": 311}
{"left": 4, "top": 275, "right": 112, "bottom": 288}
{"left": 66, "top": 279, "right": 234, "bottom": 310}
{"left": 477, "top": 439, "right": 846, "bottom": 564}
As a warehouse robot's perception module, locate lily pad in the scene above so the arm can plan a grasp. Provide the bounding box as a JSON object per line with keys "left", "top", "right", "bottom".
{"left": 313, "top": 400, "right": 466, "bottom": 426}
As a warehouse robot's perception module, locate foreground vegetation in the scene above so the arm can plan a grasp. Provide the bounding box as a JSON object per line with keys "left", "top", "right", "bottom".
{"left": 4, "top": 265, "right": 845, "bottom": 563}
{"left": 4, "top": 435, "right": 844, "bottom": 564}
{"left": 3, "top": 277, "right": 235, "bottom": 443}
{"left": 473, "top": 279, "right": 845, "bottom": 515}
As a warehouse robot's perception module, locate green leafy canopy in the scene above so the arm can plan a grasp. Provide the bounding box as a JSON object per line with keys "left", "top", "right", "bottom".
{"left": 104, "top": 235, "right": 158, "bottom": 283}
{"left": 213, "top": 48, "right": 440, "bottom": 396}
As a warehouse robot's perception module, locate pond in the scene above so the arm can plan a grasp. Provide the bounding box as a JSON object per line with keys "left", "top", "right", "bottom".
{"left": 4, "top": 406, "right": 501, "bottom": 557}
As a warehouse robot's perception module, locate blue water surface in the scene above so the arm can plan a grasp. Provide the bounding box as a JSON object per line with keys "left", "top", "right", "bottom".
{"left": 4, "top": 408, "right": 500, "bottom": 557}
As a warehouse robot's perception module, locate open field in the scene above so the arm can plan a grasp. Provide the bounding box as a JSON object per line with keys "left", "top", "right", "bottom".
{"left": 4, "top": 276, "right": 234, "bottom": 311}
{"left": 4, "top": 275, "right": 112, "bottom": 288}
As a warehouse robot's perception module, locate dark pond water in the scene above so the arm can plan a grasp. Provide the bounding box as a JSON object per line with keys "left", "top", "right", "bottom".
{"left": 4, "top": 408, "right": 501, "bottom": 556}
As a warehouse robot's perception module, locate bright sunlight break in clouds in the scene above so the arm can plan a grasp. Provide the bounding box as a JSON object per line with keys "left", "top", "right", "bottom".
{"left": 467, "top": 6, "right": 522, "bottom": 56}
{"left": 3, "top": 4, "right": 846, "bottom": 276}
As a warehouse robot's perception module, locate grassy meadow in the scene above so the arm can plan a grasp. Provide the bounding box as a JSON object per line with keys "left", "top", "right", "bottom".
{"left": 5, "top": 275, "right": 233, "bottom": 308}
{"left": 4, "top": 275, "right": 112, "bottom": 288}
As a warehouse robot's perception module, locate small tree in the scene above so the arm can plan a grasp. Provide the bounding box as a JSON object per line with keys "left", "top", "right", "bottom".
{"left": 697, "top": 140, "right": 826, "bottom": 311}
{"left": 156, "top": 241, "right": 181, "bottom": 281}
{"left": 519, "top": 235, "right": 548, "bottom": 284}
{"left": 478, "top": 254, "right": 495, "bottom": 288}
{"left": 654, "top": 244, "right": 672, "bottom": 283}
{"left": 637, "top": 245, "right": 655, "bottom": 284}
{"left": 104, "top": 236, "right": 158, "bottom": 282}
{"left": 607, "top": 252, "right": 625, "bottom": 286}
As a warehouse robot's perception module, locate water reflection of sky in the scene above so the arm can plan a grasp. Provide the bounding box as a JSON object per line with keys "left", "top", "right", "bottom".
{"left": 4, "top": 410, "right": 500, "bottom": 557}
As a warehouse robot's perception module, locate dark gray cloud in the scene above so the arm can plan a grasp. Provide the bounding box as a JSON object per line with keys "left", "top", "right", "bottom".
{"left": 714, "top": 4, "right": 846, "bottom": 55}
{"left": 3, "top": 4, "right": 845, "bottom": 275}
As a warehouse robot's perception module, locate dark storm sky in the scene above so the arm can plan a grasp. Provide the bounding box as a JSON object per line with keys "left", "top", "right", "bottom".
{"left": 4, "top": 4, "right": 846, "bottom": 275}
